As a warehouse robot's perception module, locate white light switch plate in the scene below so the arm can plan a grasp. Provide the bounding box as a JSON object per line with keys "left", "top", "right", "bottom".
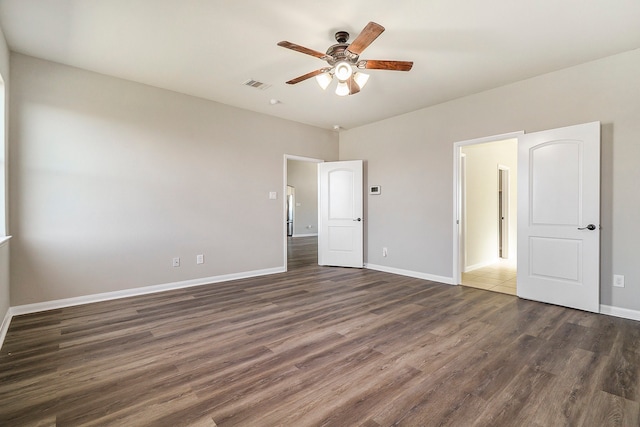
{"left": 613, "top": 274, "right": 625, "bottom": 287}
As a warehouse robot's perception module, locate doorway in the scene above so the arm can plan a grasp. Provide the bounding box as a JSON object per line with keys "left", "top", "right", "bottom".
{"left": 284, "top": 155, "right": 323, "bottom": 271}
{"left": 454, "top": 133, "right": 521, "bottom": 295}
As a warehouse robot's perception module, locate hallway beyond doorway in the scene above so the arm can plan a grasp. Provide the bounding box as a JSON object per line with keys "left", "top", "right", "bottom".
{"left": 287, "top": 236, "right": 317, "bottom": 270}
{"left": 462, "top": 259, "right": 517, "bottom": 295}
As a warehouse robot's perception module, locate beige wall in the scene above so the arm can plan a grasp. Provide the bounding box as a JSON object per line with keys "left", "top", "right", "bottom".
{"left": 341, "top": 49, "right": 640, "bottom": 311}
{"left": 6, "top": 46, "right": 640, "bottom": 315}
{"left": 9, "top": 54, "right": 338, "bottom": 305}
{"left": 0, "top": 25, "right": 10, "bottom": 327}
{"left": 287, "top": 160, "right": 318, "bottom": 236}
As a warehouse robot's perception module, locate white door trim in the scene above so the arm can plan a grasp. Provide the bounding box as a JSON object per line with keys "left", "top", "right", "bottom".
{"left": 460, "top": 153, "right": 467, "bottom": 272}
{"left": 452, "top": 131, "right": 524, "bottom": 285}
{"left": 498, "top": 165, "right": 510, "bottom": 259}
{"left": 283, "top": 154, "right": 324, "bottom": 272}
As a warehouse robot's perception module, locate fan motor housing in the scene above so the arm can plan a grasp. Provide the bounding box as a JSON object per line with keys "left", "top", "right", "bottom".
{"left": 326, "top": 31, "right": 359, "bottom": 65}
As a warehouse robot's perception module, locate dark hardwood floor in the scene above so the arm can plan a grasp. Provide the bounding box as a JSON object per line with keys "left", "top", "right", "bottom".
{"left": 1, "top": 236, "right": 639, "bottom": 426}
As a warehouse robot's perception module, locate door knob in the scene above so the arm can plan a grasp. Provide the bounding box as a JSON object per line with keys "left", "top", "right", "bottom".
{"left": 353, "top": 218, "right": 362, "bottom": 222}
{"left": 577, "top": 224, "right": 596, "bottom": 230}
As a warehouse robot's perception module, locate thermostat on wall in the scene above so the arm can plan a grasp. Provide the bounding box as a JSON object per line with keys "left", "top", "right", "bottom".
{"left": 369, "top": 185, "right": 381, "bottom": 195}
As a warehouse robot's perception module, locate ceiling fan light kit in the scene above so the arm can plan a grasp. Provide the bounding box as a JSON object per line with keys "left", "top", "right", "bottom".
{"left": 335, "top": 81, "right": 350, "bottom": 96}
{"left": 315, "top": 72, "right": 333, "bottom": 90}
{"left": 334, "top": 62, "right": 353, "bottom": 81}
{"left": 353, "top": 72, "right": 370, "bottom": 89}
{"left": 278, "top": 21, "right": 413, "bottom": 96}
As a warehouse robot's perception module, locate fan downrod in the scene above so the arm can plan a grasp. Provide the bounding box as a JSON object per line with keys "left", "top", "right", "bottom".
{"left": 334, "top": 31, "right": 350, "bottom": 44}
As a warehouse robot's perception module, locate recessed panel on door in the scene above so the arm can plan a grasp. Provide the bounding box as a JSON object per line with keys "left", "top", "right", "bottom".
{"left": 328, "top": 170, "right": 355, "bottom": 219}
{"left": 531, "top": 141, "right": 581, "bottom": 226}
{"left": 328, "top": 226, "right": 356, "bottom": 251}
{"left": 529, "top": 237, "right": 581, "bottom": 282}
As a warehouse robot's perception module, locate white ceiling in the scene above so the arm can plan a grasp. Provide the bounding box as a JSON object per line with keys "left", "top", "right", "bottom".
{"left": 1, "top": 0, "right": 639, "bottom": 130}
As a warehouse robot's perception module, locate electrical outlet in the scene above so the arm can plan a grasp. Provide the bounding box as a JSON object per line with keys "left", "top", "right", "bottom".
{"left": 613, "top": 274, "right": 625, "bottom": 288}
{"left": 172, "top": 257, "right": 180, "bottom": 267}
{"left": 383, "top": 247, "right": 388, "bottom": 257}
{"left": 196, "top": 254, "right": 204, "bottom": 264}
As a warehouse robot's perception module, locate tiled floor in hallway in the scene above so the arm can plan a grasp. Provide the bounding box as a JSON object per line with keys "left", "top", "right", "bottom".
{"left": 462, "top": 258, "right": 517, "bottom": 295}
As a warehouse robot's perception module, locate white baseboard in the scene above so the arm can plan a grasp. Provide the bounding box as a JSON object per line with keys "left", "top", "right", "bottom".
{"left": 291, "top": 233, "right": 318, "bottom": 237}
{"left": 365, "top": 263, "right": 454, "bottom": 285}
{"left": 464, "top": 258, "right": 499, "bottom": 273}
{"left": 600, "top": 304, "right": 640, "bottom": 322}
{"left": 1, "top": 266, "right": 285, "bottom": 350}
{"left": 0, "top": 308, "right": 11, "bottom": 350}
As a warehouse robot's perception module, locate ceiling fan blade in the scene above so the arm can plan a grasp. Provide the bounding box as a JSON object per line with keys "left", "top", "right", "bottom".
{"left": 286, "top": 68, "right": 330, "bottom": 85}
{"left": 347, "top": 76, "right": 361, "bottom": 95}
{"left": 277, "top": 41, "right": 329, "bottom": 60}
{"left": 359, "top": 60, "right": 413, "bottom": 71}
{"left": 346, "top": 22, "right": 385, "bottom": 56}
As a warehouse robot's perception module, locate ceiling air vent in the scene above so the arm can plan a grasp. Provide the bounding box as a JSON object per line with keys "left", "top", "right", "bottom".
{"left": 242, "top": 79, "right": 271, "bottom": 90}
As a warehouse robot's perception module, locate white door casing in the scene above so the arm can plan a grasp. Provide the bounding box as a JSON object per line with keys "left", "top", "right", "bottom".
{"left": 498, "top": 166, "right": 510, "bottom": 259}
{"left": 318, "top": 160, "right": 364, "bottom": 268}
{"left": 517, "top": 121, "right": 600, "bottom": 312}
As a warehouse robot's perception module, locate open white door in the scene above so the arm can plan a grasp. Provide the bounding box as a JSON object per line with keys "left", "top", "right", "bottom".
{"left": 318, "top": 160, "right": 363, "bottom": 268}
{"left": 517, "top": 122, "right": 600, "bottom": 312}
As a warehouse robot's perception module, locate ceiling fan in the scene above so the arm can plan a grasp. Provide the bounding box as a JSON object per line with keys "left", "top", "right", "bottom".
{"left": 277, "top": 21, "right": 413, "bottom": 96}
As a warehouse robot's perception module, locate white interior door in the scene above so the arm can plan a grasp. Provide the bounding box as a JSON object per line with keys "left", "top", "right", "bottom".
{"left": 517, "top": 121, "right": 600, "bottom": 312}
{"left": 318, "top": 160, "right": 363, "bottom": 268}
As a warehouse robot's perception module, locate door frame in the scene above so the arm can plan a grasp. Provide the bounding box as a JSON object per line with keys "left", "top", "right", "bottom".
{"left": 498, "top": 165, "right": 510, "bottom": 259}
{"left": 286, "top": 185, "right": 295, "bottom": 237}
{"left": 452, "top": 131, "right": 524, "bottom": 284}
{"left": 283, "top": 154, "right": 324, "bottom": 272}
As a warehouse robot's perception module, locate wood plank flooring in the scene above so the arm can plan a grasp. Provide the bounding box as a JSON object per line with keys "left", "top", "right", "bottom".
{"left": 1, "top": 236, "right": 639, "bottom": 426}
